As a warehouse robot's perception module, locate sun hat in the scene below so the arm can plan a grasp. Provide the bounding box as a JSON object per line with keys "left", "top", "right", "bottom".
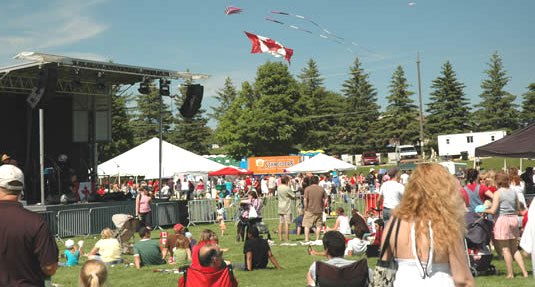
{"left": 369, "top": 168, "right": 375, "bottom": 172}
{"left": 65, "top": 239, "right": 75, "bottom": 249}
{"left": 0, "top": 164, "right": 24, "bottom": 191}
{"left": 185, "top": 232, "right": 192, "bottom": 238}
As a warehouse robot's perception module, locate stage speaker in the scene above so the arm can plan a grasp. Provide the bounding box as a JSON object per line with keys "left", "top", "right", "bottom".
{"left": 179, "top": 84, "right": 203, "bottom": 118}
{"left": 28, "top": 67, "right": 58, "bottom": 109}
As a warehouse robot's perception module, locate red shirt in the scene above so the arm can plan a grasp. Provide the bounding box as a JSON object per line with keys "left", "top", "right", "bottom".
{"left": 460, "top": 184, "right": 489, "bottom": 207}
{"left": 350, "top": 177, "right": 356, "bottom": 185}
{"left": 245, "top": 178, "right": 252, "bottom": 186}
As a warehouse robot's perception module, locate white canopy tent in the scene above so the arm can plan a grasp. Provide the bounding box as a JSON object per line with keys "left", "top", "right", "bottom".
{"left": 286, "top": 153, "right": 356, "bottom": 174}
{"left": 98, "top": 138, "right": 225, "bottom": 179}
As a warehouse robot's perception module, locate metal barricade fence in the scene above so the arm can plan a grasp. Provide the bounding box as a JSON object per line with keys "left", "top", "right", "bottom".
{"left": 188, "top": 199, "right": 217, "bottom": 224}
{"left": 38, "top": 211, "right": 57, "bottom": 237}
{"left": 57, "top": 209, "right": 90, "bottom": 238}
{"left": 89, "top": 205, "right": 135, "bottom": 235}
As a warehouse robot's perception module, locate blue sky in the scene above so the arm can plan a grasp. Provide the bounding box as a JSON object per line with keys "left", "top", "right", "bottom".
{"left": 1, "top": 0, "right": 534, "bottom": 127}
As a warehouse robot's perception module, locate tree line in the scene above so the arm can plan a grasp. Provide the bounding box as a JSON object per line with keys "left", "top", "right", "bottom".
{"left": 98, "top": 52, "right": 535, "bottom": 163}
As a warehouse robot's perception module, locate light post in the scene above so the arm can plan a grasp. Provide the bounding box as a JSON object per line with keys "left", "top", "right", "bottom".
{"left": 416, "top": 53, "right": 425, "bottom": 161}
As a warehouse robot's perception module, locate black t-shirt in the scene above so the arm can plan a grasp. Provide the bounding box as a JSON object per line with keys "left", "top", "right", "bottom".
{"left": 0, "top": 201, "right": 59, "bottom": 287}
{"left": 243, "top": 237, "right": 269, "bottom": 270}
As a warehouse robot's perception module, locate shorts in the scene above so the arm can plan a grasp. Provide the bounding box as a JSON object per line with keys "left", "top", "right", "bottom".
{"left": 494, "top": 215, "right": 520, "bottom": 240}
{"left": 279, "top": 213, "right": 292, "bottom": 224}
{"left": 302, "top": 211, "right": 323, "bottom": 228}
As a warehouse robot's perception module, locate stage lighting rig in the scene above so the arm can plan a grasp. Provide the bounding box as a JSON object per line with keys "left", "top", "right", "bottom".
{"left": 72, "top": 68, "right": 81, "bottom": 90}
{"left": 159, "top": 78, "right": 170, "bottom": 96}
{"left": 138, "top": 77, "right": 150, "bottom": 94}
{"left": 96, "top": 71, "right": 105, "bottom": 90}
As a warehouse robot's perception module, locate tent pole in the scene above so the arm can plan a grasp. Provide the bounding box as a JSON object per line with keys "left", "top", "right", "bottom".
{"left": 504, "top": 158, "right": 507, "bottom": 171}
{"left": 520, "top": 158, "right": 523, "bottom": 172}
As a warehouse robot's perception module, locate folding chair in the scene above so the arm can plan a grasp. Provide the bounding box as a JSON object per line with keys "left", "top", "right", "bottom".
{"left": 315, "top": 258, "right": 369, "bottom": 287}
{"left": 179, "top": 264, "right": 238, "bottom": 287}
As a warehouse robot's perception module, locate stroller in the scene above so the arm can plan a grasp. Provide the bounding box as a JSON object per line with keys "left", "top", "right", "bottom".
{"left": 464, "top": 212, "right": 496, "bottom": 276}
{"left": 112, "top": 214, "right": 139, "bottom": 255}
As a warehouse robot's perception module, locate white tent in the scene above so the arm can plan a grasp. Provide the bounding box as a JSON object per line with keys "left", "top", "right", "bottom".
{"left": 286, "top": 153, "right": 356, "bottom": 173}
{"left": 98, "top": 138, "right": 225, "bottom": 178}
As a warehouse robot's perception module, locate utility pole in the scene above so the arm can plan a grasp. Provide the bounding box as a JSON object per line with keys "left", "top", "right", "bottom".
{"left": 416, "top": 53, "right": 425, "bottom": 161}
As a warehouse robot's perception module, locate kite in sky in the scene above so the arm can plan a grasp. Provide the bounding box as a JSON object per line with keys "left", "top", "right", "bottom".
{"left": 408, "top": 2, "right": 416, "bottom": 6}
{"left": 225, "top": 6, "right": 242, "bottom": 15}
{"left": 244, "top": 31, "right": 294, "bottom": 64}
{"left": 264, "top": 17, "right": 344, "bottom": 45}
{"left": 270, "top": 10, "right": 345, "bottom": 41}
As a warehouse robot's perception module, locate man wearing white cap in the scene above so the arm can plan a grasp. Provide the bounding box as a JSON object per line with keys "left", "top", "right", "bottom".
{"left": 0, "top": 164, "right": 59, "bottom": 286}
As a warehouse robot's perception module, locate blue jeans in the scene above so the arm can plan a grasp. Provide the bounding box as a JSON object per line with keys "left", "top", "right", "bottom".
{"left": 383, "top": 207, "right": 392, "bottom": 226}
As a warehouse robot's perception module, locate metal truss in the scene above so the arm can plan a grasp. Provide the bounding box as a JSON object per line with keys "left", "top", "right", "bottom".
{"left": 0, "top": 74, "right": 108, "bottom": 96}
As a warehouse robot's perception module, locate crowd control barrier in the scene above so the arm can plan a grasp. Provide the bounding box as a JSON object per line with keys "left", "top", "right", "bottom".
{"left": 186, "top": 191, "right": 381, "bottom": 225}
{"left": 57, "top": 209, "right": 91, "bottom": 238}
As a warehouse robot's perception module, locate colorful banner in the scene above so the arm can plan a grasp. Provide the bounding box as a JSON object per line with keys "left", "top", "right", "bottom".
{"left": 247, "top": 156, "right": 301, "bottom": 174}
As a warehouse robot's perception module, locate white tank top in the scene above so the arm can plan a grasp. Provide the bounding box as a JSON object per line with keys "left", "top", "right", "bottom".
{"left": 338, "top": 215, "right": 351, "bottom": 235}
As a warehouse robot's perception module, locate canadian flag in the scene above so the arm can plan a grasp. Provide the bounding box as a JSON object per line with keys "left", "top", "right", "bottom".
{"left": 244, "top": 31, "right": 294, "bottom": 64}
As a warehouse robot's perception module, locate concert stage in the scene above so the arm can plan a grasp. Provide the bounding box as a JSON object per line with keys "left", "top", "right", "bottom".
{"left": 25, "top": 199, "right": 189, "bottom": 238}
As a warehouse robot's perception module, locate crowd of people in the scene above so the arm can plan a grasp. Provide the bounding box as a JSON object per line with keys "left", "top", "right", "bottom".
{"left": 1, "top": 158, "right": 534, "bottom": 286}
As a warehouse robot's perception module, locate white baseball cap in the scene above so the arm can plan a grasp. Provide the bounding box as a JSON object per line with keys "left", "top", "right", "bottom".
{"left": 65, "top": 239, "right": 75, "bottom": 249}
{"left": 0, "top": 164, "right": 24, "bottom": 191}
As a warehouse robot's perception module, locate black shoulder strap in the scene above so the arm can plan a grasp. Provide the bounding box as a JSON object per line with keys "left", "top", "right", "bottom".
{"left": 378, "top": 217, "right": 398, "bottom": 260}
{"left": 227, "top": 265, "right": 237, "bottom": 287}
{"left": 182, "top": 268, "right": 188, "bottom": 286}
{"left": 393, "top": 217, "right": 401, "bottom": 257}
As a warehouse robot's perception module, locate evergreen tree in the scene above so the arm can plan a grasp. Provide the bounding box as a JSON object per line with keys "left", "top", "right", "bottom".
{"left": 216, "top": 81, "right": 256, "bottom": 158}
{"left": 520, "top": 83, "right": 535, "bottom": 127}
{"left": 303, "top": 89, "right": 346, "bottom": 152}
{"left": 97, "top": 85, "right": 135, "bottom": 163}
{"left": 298, "top": 58, "right": 324, "bottom": 96}
{"left": 130, "top": 83, "right": 174, "bottom": 145}
{"left": 379, "top": 66, "right": 420, "bottom": 148}
{"left": 426, "top": 61, "right": 472, "bottom": 150}
{"left": 209, "top": 76, "right": 237, "bottom": 123}
{"left": 474, "top": 52, "right": 518, "bottom": 133}
{"left": 297, "top": 59, "right": 338, "bottom": 151}
{"left": 250, "top": 61, "right": 308, "bottom": 155}
{"left": 338, "top": 57, "right": 380, "bottom": 153}
{"left": 172, "top": 79, "right": 211, "bottom": 154}
{"left": 217, "top": 61, "right": 307, "bottom": 157}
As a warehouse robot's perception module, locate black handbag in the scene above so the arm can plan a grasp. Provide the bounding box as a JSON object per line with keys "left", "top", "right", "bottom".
{"left": 369, "top": 217, "right": 401, "bottom": 287}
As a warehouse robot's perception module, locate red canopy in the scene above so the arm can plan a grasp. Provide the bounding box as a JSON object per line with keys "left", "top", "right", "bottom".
{"left": 208, "top": 166, "right": 253, "bottom": 176}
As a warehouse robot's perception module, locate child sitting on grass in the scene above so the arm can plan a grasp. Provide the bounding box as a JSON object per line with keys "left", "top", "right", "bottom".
{"left": 80, "top": 260, "right": 107, "bottom": 287}
{"left": 60, "top": 239, "right": 83, "bottom": 266}
{"left": 173, "top": 234, "right": 192, "bottom": 267}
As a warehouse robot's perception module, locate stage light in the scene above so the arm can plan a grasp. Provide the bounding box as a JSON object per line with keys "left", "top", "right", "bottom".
{"left": 138, "top": 78, "right": 150, "bottom": 94}
{"left": 159, "top": 78, "right": 170, "bottom": 96}
{"left": 96, "top": 71, "right": 105, "bottom": 90}
{"left": 72, "top": 68, "right": 81, "bottom": 90}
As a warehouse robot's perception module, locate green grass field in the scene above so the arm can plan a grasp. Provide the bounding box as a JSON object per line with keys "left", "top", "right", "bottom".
{"left": 53, "top": 219, "right": 533, "bottom": 287}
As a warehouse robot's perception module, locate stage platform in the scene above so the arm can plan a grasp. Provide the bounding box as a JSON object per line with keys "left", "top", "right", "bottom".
{"left": 25, "top": 199, "right": 188, "bottom": 238}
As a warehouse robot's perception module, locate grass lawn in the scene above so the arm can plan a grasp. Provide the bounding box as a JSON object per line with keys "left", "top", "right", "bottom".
{"left": 52, "top": 219, "right": 533, "bottom": 287}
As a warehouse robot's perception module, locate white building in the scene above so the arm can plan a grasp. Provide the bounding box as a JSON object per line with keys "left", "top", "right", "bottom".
{"left": 437, "top": 130, "right": 506, "bottom": 158}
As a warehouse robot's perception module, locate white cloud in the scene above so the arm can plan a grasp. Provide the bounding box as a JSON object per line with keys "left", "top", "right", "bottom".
{"left": 0, "top": 0, "right": 109, "bottom": 65}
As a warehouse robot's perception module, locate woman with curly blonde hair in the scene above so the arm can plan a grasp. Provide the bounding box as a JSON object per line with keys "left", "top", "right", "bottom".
{"left": 380, "top": 163, "right": 474, "bottom": 286}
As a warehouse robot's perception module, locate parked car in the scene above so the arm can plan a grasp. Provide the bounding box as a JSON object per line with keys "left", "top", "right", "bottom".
{"left": 361, "top": 151, "right": 379, "bottom": 165}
